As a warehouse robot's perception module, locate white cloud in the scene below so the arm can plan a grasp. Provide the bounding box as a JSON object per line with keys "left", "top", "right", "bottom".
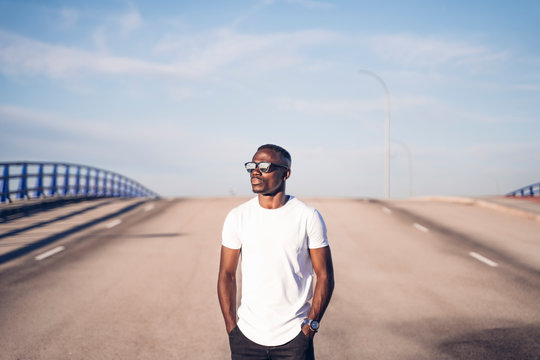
{"left": 166, "top": 86, "right": 213, "bottom": 101}
{"left": 458, "top": 111, "right": 530, "bottom": 124}
{"left": 1, "top": 22, "right": 509, "bottom": 86}
{"left": 0, "top": 105, "right": 117, "bottom": 140}
{"left": 0, "top": 104, "right": 248, "bottom": 165}
{"left": 91, "top": 26, "right": 109, "bottom": 53}
{"left": 154, "top": 28, "right": 338, "bottom": 70}
{"left": 116, "top": 8, "right": 143, "bottom": 35}
{"left": 277, "top": 97, "right": 380, "bottom": 118}
{"left": 60, "top": 8, "right": 79, "bottom": 27}
{"left": 285, "top": 0, "right": 335, "bottom": 9}
{"left": 512, "top": 84, "right": 540, "bottom": 91}
{"left": 368, "top": 33, "right": 507, "bottom": 69}
{"left": 276, "top": 95, "right": 436, "bottom": 118}
{"left": 0, "top": 28, "right": 338, "bottom": 79}
{"left": 0, "top": 30, "right": 196, "bottom": 78}
{"left": 408, "top": 142, "right": 540, "bottom": 194}
{"left": 88, "top": 7, "right": 143, "bottom": 51}
{"left": 0, "top": 105, "right": 210, "bottom": 147}
{"left": 229, "top": 0, "right": 276, "bottom": 28}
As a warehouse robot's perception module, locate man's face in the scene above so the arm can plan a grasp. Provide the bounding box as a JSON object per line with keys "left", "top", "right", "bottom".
{"left": 249, "top": 149, "right": 290, "bottom": 195}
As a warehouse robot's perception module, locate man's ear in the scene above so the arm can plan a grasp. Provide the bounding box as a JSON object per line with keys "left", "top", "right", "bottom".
{"left": 284, "top": 169, "right": 291, "bottom": 180}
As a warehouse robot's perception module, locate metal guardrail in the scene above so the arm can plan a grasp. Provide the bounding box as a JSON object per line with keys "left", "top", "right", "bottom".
{"left": 1, "top": 162, "right": 158, "bottom": 204}
{"left": 506, "top": 183, "right": 540, "bottom": 197}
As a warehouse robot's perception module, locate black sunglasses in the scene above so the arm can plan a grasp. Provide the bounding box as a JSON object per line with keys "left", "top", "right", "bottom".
{"left": 245, "top": 162, "right": 288, "bottom": 173}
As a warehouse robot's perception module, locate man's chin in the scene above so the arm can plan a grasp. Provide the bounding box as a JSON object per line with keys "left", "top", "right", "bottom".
{"left": 252, "top": 187, "right": 275, "bottom": 195}
{"left": 251, "top": 185, "right": 264, "bottom": 193}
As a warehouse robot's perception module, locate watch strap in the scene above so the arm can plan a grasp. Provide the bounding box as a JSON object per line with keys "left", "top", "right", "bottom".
{"left": 302, "top": 318, "right": 319, "bottom": 332}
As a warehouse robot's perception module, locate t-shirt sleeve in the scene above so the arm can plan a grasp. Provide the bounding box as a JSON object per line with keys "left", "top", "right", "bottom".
{"left": 222, "top": 209, "right": 242, "bottom": 249}
{"left": 307, "top": 209, "right": 329, "bottom": 249}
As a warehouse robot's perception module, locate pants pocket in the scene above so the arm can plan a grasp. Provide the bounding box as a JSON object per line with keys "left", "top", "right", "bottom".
{"left": 228, "top": 325, "right": 239, "bottom": 337}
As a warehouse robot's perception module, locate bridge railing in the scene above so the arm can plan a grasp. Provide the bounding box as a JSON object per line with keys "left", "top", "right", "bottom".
{"left": 506, "top": 183, "right": 540, "bottom": 197}
{"left": 1, "top": 162, "right": 158, "bottom": 204}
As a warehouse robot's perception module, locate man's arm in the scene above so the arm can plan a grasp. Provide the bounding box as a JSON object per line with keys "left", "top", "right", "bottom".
{"left": 217, "top": 245, "right": 241, "bottom": 334}
{"left": 303, "top": 246, "right": 335, "bottom": 337}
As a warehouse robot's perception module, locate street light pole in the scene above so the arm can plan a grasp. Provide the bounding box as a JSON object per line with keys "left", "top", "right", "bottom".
{"left": 392, "top": 139, "right": 413, "bottom": 197}
{"left": 359, "top": 69, "right": 390, "bottom": 199}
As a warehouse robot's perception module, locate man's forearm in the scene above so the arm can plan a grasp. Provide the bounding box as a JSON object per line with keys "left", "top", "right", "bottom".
{"left": 217, "top": 272, "right": 237, "bottom": 333}
{"left": 308, "top": 273, "right": 334, "bottom": 322}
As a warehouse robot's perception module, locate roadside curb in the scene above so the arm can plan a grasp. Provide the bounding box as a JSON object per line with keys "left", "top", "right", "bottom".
{"left": 414, "top": 196, "right": 540, "bottom": 222}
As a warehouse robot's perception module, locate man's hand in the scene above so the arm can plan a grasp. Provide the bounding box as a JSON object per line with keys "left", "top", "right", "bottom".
{"left": 226, "top": 323, "right": 237, "bottom": 335}
{"left": 301, "top": 324, "right": 316, "bottom": 339}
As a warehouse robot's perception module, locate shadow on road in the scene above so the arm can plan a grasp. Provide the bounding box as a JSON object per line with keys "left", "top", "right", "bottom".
{"left": 115, "top": 233, "right": 186, "bottom": 238}
{"left": 0, "top": 197, "right": 111, "bottom": 223}
{"left": 0, "top": 200, "right": 147, "bottom": 265}
{"left": 438, "top": 324, "right": 540, "bottom": 359}
{"left": 0, "top": 199, "right": 113, "bottom": 238}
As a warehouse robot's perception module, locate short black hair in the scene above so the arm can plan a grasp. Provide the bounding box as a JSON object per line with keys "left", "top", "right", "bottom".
{"left": 257, "top": 144, "right": 291, "bottom": 164}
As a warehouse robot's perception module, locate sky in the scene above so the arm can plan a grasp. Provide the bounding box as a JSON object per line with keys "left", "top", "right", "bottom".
{"left": 1, "top": 0, "right": 539, "bottom": 198}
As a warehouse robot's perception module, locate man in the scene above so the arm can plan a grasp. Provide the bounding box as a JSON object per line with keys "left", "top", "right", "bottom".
{"left": 218, "top": 144, "right": 334, "bottom": 360}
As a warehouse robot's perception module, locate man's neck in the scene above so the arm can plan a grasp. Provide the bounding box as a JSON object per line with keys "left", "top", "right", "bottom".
{"left": 257, "top": 192, "right": 290, "bottom": 209}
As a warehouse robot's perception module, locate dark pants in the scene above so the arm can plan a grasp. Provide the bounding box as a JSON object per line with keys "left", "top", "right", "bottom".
{"left": 228, "top": 326, "right": 315, "bottom": 360}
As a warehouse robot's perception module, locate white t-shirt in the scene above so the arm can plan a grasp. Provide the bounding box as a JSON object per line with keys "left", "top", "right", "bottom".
{"left": 221, "top": 196, "right": 329, "bottom": 346}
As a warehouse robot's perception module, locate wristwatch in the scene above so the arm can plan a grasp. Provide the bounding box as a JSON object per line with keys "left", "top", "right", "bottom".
{"left": 302, "top": 318, "right": 320, "bottom": 332}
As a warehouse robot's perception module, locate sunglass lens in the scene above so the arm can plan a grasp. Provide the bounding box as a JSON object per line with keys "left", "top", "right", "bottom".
{"left": 245, "top": 162, "right": 256, "bottom": 173}
{"left": 258, "top": 162, "right": 271, "bottom": 173}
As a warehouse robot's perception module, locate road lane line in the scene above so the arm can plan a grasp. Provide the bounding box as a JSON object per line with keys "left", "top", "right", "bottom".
{"left": 469, "top": 252, "right": 499, "bottom": 267}
{"left": 382, "top": 207, "right": 392, "bottom": 215}
{"left": 413, "top": 223, "right": 429, "bottom": 233}
{"left": 105, "top": 219, "right": 122, "bottom": 229}
{"left": 35, "top": 246, "right": 65, "bottom": 261}
{"left": 144, "top": 204, "right": 155, "bottom": 211}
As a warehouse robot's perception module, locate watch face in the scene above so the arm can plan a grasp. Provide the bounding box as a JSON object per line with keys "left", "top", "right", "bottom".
{"left": 310, "top": 320, "right": 319, "bottom": 330}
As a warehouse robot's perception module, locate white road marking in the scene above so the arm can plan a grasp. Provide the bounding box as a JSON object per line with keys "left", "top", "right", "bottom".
{"left": 469, "top": 252, "right": 499, "bottom": 267}
{"left": 144, "top": 204, "right": 155, "bottom": 211}
{"left": 35, "top": 246, "right": 65, "bottom": 261}
{"left": 105, "top": 219, "right": 122, "bottom": 229}
{"left": 413, "top": 223, "right": 429, "bottom": 233}
{"left": 382, "top": 207, "right": 392, "bottom": 215}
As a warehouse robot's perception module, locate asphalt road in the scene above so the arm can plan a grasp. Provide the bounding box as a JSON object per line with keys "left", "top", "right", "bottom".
{"left": 0, "top": 197, "right": 539, "bottom": 359}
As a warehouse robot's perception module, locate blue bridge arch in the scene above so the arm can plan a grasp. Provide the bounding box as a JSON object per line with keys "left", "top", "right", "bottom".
{"left": 1, "top": 161, "right": 158, "bottom": 204}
